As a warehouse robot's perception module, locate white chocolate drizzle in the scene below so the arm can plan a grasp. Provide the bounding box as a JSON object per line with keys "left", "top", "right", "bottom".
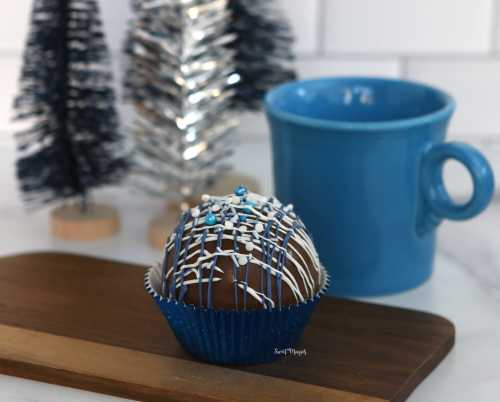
{"left": 160, "top": 188, "right": 323, "bottom": 310}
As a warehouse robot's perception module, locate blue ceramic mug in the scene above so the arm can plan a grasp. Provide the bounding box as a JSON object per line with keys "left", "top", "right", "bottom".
{"left": 265, "top": 77, "right": 495, "bottom": 297}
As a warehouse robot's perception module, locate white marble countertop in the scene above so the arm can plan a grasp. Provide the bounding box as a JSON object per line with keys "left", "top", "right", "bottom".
{"left": 0, "top": 142, "right": 499, "bottom": 401}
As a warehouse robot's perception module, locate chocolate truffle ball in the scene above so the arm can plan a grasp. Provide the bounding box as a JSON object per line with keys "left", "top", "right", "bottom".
{"left": 160, "top": 187, "right": 324, "bottom": 310}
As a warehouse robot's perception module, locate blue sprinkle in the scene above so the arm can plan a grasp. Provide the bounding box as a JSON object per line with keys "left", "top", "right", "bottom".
{"left": 234, "top": 185, "right": 248, "bottom": 197}
{"left": 205, "top": 213, "right": 217, "bottom": 226}
{"left": 239, "top": 214, "right": 248, "bottom": 222}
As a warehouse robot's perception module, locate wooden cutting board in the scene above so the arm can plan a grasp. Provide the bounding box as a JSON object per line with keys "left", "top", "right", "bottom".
{"left": 0, "top": 253, "right": 454, "bottom": 402}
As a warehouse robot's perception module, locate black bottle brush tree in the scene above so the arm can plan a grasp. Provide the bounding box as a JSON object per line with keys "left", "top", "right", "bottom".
{"left": 218, "top": 0, "right": 297, "bottom": 200}
{"left": 14, "top": 0, "right": 128, "bottom": 240}
{"left": 228, "top": 0, "right": 297, "bottom": 111}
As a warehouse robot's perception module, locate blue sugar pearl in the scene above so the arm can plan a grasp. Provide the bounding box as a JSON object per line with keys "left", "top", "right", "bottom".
{"left": 239, "top": 215, "right": 248, "bottom": 222}
{"left": 234, "top": 185, "right": 248, "bottom": 197}
{"left": 205, "top": 213, "right": 217, "bottom": 226}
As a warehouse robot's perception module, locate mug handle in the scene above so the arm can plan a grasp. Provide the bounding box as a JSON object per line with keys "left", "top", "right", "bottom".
{"left": 418, "top": 142, "right": 495, "bottom": 234}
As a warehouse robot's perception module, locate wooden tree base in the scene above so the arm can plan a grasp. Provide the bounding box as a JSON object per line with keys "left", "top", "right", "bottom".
{"left": 51, "top": 204, "right": 120, "bottom": 241}
{"left": 148, "top": 173, "right": 261, "bottom": 249}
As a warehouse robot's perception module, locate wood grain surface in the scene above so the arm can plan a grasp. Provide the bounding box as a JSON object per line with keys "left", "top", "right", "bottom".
{"left": 0, "top": 253, "right": 455, "bottom": 402}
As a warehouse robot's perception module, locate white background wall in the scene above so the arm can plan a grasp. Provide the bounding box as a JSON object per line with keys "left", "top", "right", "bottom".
{"left": 1, "top": 0, "right": 500, "bottom": 198}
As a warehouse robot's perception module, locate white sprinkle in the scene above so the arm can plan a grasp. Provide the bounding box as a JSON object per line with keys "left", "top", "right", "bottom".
{"left": 245, "top": 242, "right": 254, "bottom": 252}
{"left": 224, "top": 221, "right": 234, "bottom": 230}
{"left": 284, "top": 204, "right": 294, "bottom": 212}
{"left": 255, "top": 222, "right": 264, "bottom": 233}
{"left": 231, "top": 215, "right": 239, "bottom": 223}
{"left": 211, "top": 204, "right": 221, "bottom": 212}
{"left": 191, "top": 207, "right": 200, "bottom": 218}
{"left": 201, "top": 194, "right": 210, "bottom": 202}
{"left": 170, "top": 233, "right": 176, "bottom": 241}
{"left": 268, "top": 211, "right": 276, "bottom": 219}
{"left": 238, "top": 255, "right": 248, "bottom": 265}
{"left": 232, "top": 196, "right": 241, "bottom": 205}
{"left": 180, "top": 202, "right": 190, "bottom": 212}
{"left": 240, "top": 226, "right": 247, "bottom": 233}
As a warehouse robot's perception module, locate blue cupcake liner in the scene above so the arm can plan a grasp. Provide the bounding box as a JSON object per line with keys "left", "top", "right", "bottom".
{"left": 145, "top": 264, "right": 330, "bottom": 365}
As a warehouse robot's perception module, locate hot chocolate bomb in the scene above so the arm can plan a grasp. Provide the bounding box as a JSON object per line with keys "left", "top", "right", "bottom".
{"left": 160, "top": 186, "right": 324, "bottom": 310}
{"left": 147, "top": 186, "right": 328, "bottom": 364}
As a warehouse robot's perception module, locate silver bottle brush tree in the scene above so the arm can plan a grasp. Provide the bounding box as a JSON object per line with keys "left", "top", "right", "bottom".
{"left": 124, "top": 0, "right": 296, "bottom": 247}
{"left": 125, "top": 0, "right": 239, "bottom": 200}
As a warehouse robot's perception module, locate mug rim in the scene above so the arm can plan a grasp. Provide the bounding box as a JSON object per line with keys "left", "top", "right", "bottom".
{"left": 264, "top": 76, "right": 456, "bottom": 132}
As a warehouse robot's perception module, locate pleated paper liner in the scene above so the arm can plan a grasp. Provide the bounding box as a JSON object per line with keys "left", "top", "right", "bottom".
{"left": 145, "top": 263, "right": 330, "bottom": 365}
